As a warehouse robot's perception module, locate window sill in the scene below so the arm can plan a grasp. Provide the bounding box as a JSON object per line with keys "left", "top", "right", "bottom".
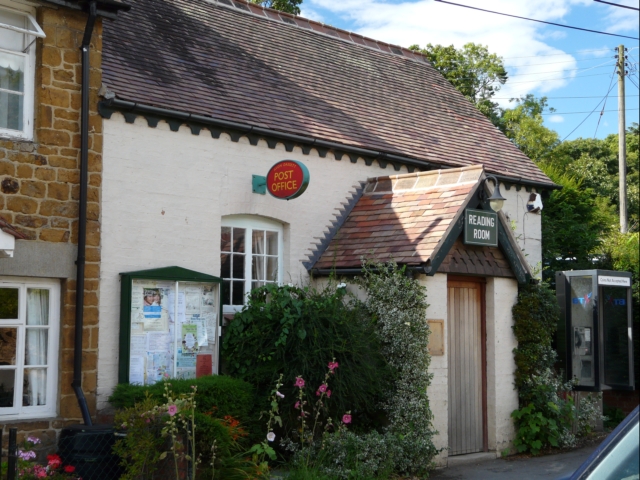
{"left": 0, "top": 413, "right": 58, "bottom": 424}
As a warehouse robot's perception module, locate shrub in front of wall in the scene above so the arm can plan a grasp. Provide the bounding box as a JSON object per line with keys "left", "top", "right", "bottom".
{"left": 221, "top": 283, "right": 392, "bottom": 431}
{"left": 511, "top": 282, "right": 577, "bottom": 454}
{"left": 109, "top": 375, "right": 255, "bottom": 421}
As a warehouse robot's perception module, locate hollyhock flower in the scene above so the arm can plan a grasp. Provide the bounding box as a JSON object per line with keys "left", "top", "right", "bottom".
{"left": 318, "top": 384, "right": 327, "bottom": 393}
{"left": 276, "top": 391, "right": 285, "bottom": 398}
{"left": 167, "top": 404, "right": 178, "bottom": 416}
{"left": 266, "top": 432, "right": 276, "bottom": 442}
{"left": 294, "top": 401, "right": 301, "bottom": 409}
{"left": 342, "top": 414, "right": 352, "bottom": 424}
{"left": 328, "top": 361, "right": 339, "bottom": 372}
{"left": 337, "top": 282, "right": 347, "bottom": 289}
{"left": 27, "top": 436, "right": 40, "bottom": 445}
{"left": 47, "top": 454, "right": 62, "bottom": 469}
{"left": 64, "top": 465, "right": 76, "bottom": 473}
{"left": 326, "top": 390, "right": 332, "bottom": 398}
{"left": 294, "top": 377, "right": 305, "bottom": 388}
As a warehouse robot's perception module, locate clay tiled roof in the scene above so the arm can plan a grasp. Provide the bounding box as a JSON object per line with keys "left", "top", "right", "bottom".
{"left": 313, "top": 166, "right": 484, "bottom": 269}
{"left": 101, "top": 0, "right": 554, "bottom": 186}
{"left": 0, "top": 217, "right": 27, "bottom": 240}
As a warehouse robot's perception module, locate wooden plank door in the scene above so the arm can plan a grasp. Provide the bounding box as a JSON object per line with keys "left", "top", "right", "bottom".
{"left": 448, "top": 278, "right": 486, "bottom": 456}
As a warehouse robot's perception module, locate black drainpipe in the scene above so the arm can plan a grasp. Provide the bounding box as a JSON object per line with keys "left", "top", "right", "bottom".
{"left": 73, "top": 0, "right": 97, "bottom": 426}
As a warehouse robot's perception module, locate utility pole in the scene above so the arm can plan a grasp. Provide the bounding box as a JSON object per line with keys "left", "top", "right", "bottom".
{"left": 617, "top": 44, "right": 628, "bottom": 233}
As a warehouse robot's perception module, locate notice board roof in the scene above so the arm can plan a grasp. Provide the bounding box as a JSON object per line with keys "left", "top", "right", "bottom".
{"left": 119, "top": 266, "right": 221, "bottom": 282}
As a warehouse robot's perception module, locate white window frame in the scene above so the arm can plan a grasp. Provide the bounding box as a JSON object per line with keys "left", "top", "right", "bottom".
{"left": 221, "top": 215, "right": 284, "bottom": 313}
{"left": 0, "top": 276, "right": 60, "bottom": 419}
{"left": 0, "top": 1, "right": 45, "bottom": 140}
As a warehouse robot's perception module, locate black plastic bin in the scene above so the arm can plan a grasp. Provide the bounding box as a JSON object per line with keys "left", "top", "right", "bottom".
{"left": 57, "top": 424, "right": 123, "bottom": 480}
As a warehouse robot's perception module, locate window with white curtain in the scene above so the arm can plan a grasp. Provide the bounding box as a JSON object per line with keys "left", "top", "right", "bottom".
{"left": 0, "top": 277, "right": 59, "bottom": 419}
{"left": 0, "top": 2, "right": 45, "bottom": 139}
{"left": 220, "top": 216, "right": 283, "bottom": 313}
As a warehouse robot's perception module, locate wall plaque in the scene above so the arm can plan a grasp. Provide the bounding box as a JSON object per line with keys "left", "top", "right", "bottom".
{"left": 464, "top": 208, "right": 498, "bottom": 247}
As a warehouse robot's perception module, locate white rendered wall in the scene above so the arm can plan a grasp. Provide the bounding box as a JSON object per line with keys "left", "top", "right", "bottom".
{"left": 97, "top": 114, "right": 408, "bottom": 411}
{"left": 486, "top": 276, "right": 519, "bottom": 455}
{"left": 500, "top": 184, "right": 542, "bottom": 277}
{"left": 420, "top": 273, "right": 449, "bottom": 466}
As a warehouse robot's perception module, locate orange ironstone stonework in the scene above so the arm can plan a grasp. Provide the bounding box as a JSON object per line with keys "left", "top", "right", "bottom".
{"left": 0, "top": 5, "right": 103, "bottom": 453}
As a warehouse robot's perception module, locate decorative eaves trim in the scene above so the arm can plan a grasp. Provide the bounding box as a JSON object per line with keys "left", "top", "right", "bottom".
{"left": 98, "top": 98, "right": 560, "bottom": 192}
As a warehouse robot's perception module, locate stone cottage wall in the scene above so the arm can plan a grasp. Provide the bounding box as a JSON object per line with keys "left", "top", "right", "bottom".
{"left": 0, "top": 5, "right": 103, "bottom": 451}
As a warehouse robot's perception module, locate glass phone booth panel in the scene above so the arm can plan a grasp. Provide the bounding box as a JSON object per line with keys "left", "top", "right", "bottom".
{"left": 569, "top": 276, "right": 596, "bottom": 387}
{"left": 556, "top": 270, "right": 634, "bottom": 392}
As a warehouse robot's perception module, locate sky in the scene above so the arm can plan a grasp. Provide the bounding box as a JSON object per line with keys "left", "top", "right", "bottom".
{"left": 299, "top": 0, "right": 640, "bottom": 141}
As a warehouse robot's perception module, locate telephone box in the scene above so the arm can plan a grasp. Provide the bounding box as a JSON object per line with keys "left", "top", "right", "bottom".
{"left": 556, "top": 270, "right": 634, "bottom": 392}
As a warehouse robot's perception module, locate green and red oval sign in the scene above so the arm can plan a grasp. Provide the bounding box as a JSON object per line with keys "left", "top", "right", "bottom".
{"left": 266, "top": 160, "right": 310, "bottom": 200}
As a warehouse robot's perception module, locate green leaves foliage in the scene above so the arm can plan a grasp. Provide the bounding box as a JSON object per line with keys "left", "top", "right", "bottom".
{"left": 410, "top": 42, "right": 507, "bottom": 127}
{"left": 511, "top": 283, "right": 577, "bottom": 454}
{"left": 221, "top": 283, "right": 391, "bottom": 426}
{"left": 249, "top": 0, "right": 302, "bottom": 15}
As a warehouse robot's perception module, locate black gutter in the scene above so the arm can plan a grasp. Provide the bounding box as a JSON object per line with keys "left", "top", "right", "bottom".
{"left": 100, "top": 98, "right": 560, "bottom": 191}
{"left": 72, "top": 0, "right": 97, "bottom": 426}
{"left": 42, "top": 0, "right": 130, "bottom": 20}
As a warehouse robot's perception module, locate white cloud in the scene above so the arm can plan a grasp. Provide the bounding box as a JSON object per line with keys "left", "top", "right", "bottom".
{"left": 299, "top": 6, "right": 324, "bottom": 22}
{"left": 304, "top": 0, "right": 618, "bottom": 103}
{"left": 548, "top": 114, "right": 565, "bottom": 123}
{"left": 598, "top": 0, "right": 640, "bottom": 33}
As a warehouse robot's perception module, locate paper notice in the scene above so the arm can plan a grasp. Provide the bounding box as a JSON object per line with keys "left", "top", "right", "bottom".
{"left": 147, "top": 332, "right": 170, "bottom": 353}
{"left": 147, "top": 352, "right": 171, "bottom": 384}
{"left": 176, "top": 368, "right": 196, "bottom": 380}
{"left": 129, "top": 356, "right": 145, "bottom": 385}
{"left": 185, "top": 287, "right": 201, "bottom": 315}
{"left": 182, "top": 324, "right": 199, "bottom": 353}
{"left": 130, "top": 335, "right": 146, "bottom": 356}
{"left": 191, "top": 315, "right": 208, "bottom": 347}
{"left": 177, "top": 348, "right": 196, "bottom": 368}
{"left": 204, "top": 314, "right": 217, "bottom": 346}
{"left": 196, "top": 354, "right": 213, "bottom": 378}
{"left": 131, "top": 322, "right": 144, "bottom": 335}
{"left": 132, "top": 285, "right": 144, "bottom": 309}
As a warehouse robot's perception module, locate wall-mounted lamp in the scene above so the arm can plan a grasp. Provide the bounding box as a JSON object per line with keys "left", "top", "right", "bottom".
{"left": 481, "top": 175, "right": 506, "bottom": 212}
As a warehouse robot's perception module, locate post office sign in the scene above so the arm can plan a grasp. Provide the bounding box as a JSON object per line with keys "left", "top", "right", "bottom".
{"left": 266, "top": 160, "right": 310, "bottom": 200}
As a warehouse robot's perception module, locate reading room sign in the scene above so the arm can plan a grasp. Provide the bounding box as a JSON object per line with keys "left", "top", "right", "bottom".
{"left": 464, "top": 209, "right": 498, "bottom": 247}
{"left": 266, "top": 160, "right": 310, "bottom": 200}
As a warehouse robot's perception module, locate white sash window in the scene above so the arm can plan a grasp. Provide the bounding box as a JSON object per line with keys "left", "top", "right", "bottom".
{"left": 0, "top": 277, "right": 60, "bottom": 419}
{"left": 221, "top": 216, "right": 283, "bottom": 313}
{"left": 0, "top": 2, "right": 45, "bottom": 140}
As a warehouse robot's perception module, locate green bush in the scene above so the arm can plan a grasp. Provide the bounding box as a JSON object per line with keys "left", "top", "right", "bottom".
{"left": 511, "top": 283, "right": 577, "bottom": 454}
{"left": 221, "top": 283, "right": 391, "bottom": 429}
{"left": 109, "top": 375, "right": 255, "bottom": 422}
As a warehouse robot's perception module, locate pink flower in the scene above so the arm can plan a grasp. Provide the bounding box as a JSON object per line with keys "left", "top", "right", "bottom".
{"left": 318, "top": 384, "right": 327, "bottom": 393}
{"left": 294, "top": 377, "right": 305, "bottom": 388}
{"left": 294, "top": 401, "right": 301, "bottom": 409}
{"left": 276, "top": 391, "right": 285, "bottom": 399}
{"left": 33, "top": 465, "right": 47, "bottom": 478}
{"left": 167, "top": 404, "right": 178, "bottom": 416}
{"left": 326, "top": 390, "right": 332, "bottom": 398}
{"left": 342, "top": 414, "right": 352, "bottom": 424}
{"left": 328, "top": 361, "right": 339, "bottom": 372}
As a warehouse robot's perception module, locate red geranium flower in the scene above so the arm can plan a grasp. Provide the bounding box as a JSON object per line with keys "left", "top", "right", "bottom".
{"left": 64, "top": 465, "right": 76, "bottom": 473}
{"left": 47, "top": 454, "right": 62, "bottom": 469}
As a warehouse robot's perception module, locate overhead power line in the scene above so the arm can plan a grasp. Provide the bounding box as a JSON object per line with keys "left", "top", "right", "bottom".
{"left": 493, "top": 94, "right": 640, "bottom": 99}
{"left": 593, "top": 0, "right": 640, "bottom": 11}
{"left": 561, "top": 73, "right": 618, "bottom": 141}
{"left": 500, "top": 48, "right": 613, "bottom": 59}
{"left": 434, "top": 0, "right": 640, "bottom": 40}
{"left": 542, "top": 108, "right": 639, "bottom": 115}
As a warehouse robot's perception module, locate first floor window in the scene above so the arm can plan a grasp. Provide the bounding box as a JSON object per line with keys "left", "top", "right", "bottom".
{"left": 0, "top": 277, "right": 59, "bottom": 419}
{"left": 221, "top": 216, "right": 283, "bottom": 312}
{"left": 0, "top": 3, "right": 45, "bottom": 139}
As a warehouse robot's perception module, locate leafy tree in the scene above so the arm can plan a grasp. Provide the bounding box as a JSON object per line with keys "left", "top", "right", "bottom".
{"left": 250, "top": 0, "right": 302, "bottom": 15}
{"left": 409, "top": 42, "right": 507, "bottom": 126}
{"left": 539, "top": 163, "right": 615, "bottom": 283}
{"left": 501, "top": 95, "right": 560, "bottom": 161}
